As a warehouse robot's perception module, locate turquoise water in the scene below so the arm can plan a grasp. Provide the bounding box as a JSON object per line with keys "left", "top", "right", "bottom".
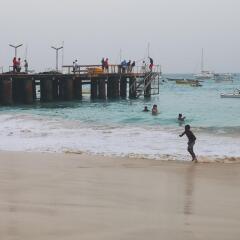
{"left": 1, "top": 74, "right": 240, "bottom": 129}
{"left": 0, "top": 74, "right": 240, "bottom": 159}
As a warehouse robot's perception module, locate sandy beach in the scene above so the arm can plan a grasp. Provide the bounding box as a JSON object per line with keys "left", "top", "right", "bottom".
{"left": 0, "top": 151, "right": 240, "bottom": 240}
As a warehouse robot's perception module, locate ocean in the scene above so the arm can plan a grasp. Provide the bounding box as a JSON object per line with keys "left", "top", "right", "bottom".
{"left": 1, "top": 74, "right": 240, "bottom": 161}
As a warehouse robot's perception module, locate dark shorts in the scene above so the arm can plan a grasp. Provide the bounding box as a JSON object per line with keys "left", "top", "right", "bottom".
{"left": 188, "top": 141, "right": 195, "bottom": 150}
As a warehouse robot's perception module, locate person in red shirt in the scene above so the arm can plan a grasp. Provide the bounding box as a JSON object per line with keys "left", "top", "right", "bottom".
{"left": 149, "top": 57, "right": 154, "bottom": 71}
{"left": 12, "top": 57, "right": 17, "bottom": 72}
{"left": 16, "top": 58, "right": 21, "bottom": 72}
{"left": 104, "top": 58, "right": 109, "bottom": 72}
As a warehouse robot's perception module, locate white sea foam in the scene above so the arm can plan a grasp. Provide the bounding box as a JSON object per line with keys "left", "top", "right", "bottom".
{"left": 1, "top": 113, "right": 240, "bottom": 161}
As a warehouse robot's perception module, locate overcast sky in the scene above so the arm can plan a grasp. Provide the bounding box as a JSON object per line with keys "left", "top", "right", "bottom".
{"left": 1, "top": 0, "right": 240, "bottom": 73}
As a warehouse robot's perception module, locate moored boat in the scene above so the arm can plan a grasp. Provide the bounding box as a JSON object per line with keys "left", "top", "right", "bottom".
{"left": 220, "top": 89, "right": 240, "bottom": 98}
{"left": 214, "top": 73, "right": 233, "bottom": 82}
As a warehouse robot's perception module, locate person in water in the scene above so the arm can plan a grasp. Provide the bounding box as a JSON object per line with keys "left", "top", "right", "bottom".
{"left": 178, "top": 113, "right": 186, "bottom": 121}
{"left": 143, "top": 106, "right": 150, "bottom": 112}
{"left": 152, "top": 104, "right": 158, "bottom": 115}
{"left": 179, "top": 125, "right": 197, "bottom": 162}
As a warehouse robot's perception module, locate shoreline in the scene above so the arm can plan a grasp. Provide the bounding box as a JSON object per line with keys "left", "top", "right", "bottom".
{"left": 2, "top": 149, "right": 240, "bottom": 164}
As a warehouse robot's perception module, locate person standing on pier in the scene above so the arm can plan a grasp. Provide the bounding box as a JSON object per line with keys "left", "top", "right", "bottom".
{"left": 104, "top": 58, "right": 109, "bottom": 72}
{"left": 101, "top": 58, "right": 105, "bottom": 71}
{"left": 130, "top": 61, "right": 135, "bottom": 72}
{"left": 24, "top": 60, "right": 28, "bottom": 73}
{"left": 141, "top": 61, "right": 147, "bottom": 73}
{"left": 149, "top": 57, "right": 154, "bottom": 71}
{"left": 121, "top": 60, "right": 127, "bottom": 73}
{"left": 12, "top": 57, "right": 17, "bottom": 72}
{"left": 127, "top": 60, "right": 131, "bottom": 73}
{"left": 16, "top": 58, "right": 21, "bottom": 72}
{"left": 73, "top": 60, "right": 78, "bottom": 73}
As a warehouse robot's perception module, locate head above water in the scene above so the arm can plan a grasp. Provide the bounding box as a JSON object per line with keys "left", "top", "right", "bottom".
{"left": 185, "top": 124, "right": 190, "bottom": 131}
{"left": 179, "top": 113, "right": 182, "bottom": 117}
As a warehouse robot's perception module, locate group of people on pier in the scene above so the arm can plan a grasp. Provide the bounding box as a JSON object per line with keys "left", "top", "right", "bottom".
{"left": 100, "top": 56, "right": 154, "bottom": 74}
{"left": 12, "top": 57, "right": 28, "bottom": 73}
{"left": 120, "top": 60, "right": 136, "bottom": 73}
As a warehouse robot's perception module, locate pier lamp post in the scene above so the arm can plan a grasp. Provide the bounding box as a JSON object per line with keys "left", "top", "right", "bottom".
{"left": 9, "top": 44, "right": 23, "bottom": 58}
{"left": 51, "top": 46, "right": 63, "bottom": 72}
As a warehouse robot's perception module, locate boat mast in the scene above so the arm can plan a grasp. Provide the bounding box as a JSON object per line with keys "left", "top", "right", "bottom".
{"left": 147, "top": 42, "right": 150, "bottom": 58}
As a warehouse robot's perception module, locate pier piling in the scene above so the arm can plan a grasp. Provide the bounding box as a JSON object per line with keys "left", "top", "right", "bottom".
{"left": 120, "top": 76, "right": 127, "bottom": 98}
{"left": 1, "top": 78, "right": 13, "bottom": 105}
{"left": 63, "top": 78, "right": 74, "bottom": 101}
{"left": 23, "top": 78, "right": 33, "bottom": 104}
{"left": 98, "top": 78, "right": 106, "bottom": 99}
{"left": 91, "top": 78, "right": 98, "bottom": 99}
{"left": 74, "top": 77, "right": 82, "bottom": 99}
{"left": 41, "top": 78, "right": 53, "bottom": 102}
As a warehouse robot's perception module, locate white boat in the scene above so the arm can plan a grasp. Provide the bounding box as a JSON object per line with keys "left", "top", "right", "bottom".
{"left": 194, "top": 49, "right": 214, "bottom": 80}
{"left": 195, "top": 70, "right": 214, "bottom": 80}
{"left": 214, "top": 73, "right": 233, "bottom": 82}
{"left": 220, "top": 89, "right": 240, "bottom": 98}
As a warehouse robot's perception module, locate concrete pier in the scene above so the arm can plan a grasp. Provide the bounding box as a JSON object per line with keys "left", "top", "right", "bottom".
{"left": 0, "top": 64, "right": 160, "bottom": 104}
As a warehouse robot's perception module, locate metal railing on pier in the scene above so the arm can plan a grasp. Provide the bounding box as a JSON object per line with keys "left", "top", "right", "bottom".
{"left": 62, "top": 64, "right": 161, "bottom": 76}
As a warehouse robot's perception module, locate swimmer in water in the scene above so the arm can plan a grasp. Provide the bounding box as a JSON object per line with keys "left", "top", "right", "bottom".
{"left": 143, "top": 106, "right": 150, "bottom": 112}
{"left": 178, "top": 113, "right": 186, "bottom": 121}
{"left": 152, "top": 104, "right": 158, "bottom": 115}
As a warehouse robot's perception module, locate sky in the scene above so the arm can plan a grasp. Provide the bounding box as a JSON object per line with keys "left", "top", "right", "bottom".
{"left": 1, "top": 0, "right": 240, "bottom": 73}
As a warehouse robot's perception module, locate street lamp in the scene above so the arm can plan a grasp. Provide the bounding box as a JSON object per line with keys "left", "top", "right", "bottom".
{"left": 51, "top": 46, "right": 63, "bottom": 72}
{"left": 9, "top": 44, "right": 23, "bottom": 58}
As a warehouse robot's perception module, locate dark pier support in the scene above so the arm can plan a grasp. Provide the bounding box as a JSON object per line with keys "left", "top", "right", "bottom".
{"left": 107, "top": 77, "right": 119, "bottom": 99}
{"left": 1, "top": 78, "right": 13, "bottom": 105}
{"left": 129, "top": 77, "right": 136, "bottom": 98}
{"left": 112, "top": 77, "right": 119, "bottom": 98}
{"left": 64, "top": 78, "right": 74, "bottom": 101}
{"left": 12, "top": 78, "right": 24, "bottom": 103}
{"left": 41, "top": 78, "right": 53, "bottom": 102}
{"left": 32, "top": 78, "right": 36, "bottom": 101}
{"left": 74, "top": 77, "right": 82, "bottom": 99}
{"left": 23, "top": 78, "right": 34, "bottom": 104}
{"left": 58, "top": 78, "right": 74, "bottom": 101}
{"left": 91, "top": 78, "right": 98, "bottom": 99}
{"left": 120, "top": 76, "right": 127, "bottom": 98}
{"left": 98, "top": 78, "right": 106, "bottom": 99}
{"left": 107, "top": 77, "right": 113, "bottom": 98}
{"left": 52, "top": 77, "right": 59, "bottom": 100}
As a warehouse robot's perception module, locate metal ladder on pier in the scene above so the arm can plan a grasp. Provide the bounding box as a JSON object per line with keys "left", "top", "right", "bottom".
{"left": 130, "top": 71, "right": 161, "bottom": 98}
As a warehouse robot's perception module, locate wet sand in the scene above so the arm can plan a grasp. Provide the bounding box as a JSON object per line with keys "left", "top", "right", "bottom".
{"left": 0, "top": 151, "right": 240, "bottom": 240}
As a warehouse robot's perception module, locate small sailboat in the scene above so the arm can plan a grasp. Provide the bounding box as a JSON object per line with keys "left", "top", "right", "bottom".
{"left": 194, "top": 49, "right": 214, "bottom": 80}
